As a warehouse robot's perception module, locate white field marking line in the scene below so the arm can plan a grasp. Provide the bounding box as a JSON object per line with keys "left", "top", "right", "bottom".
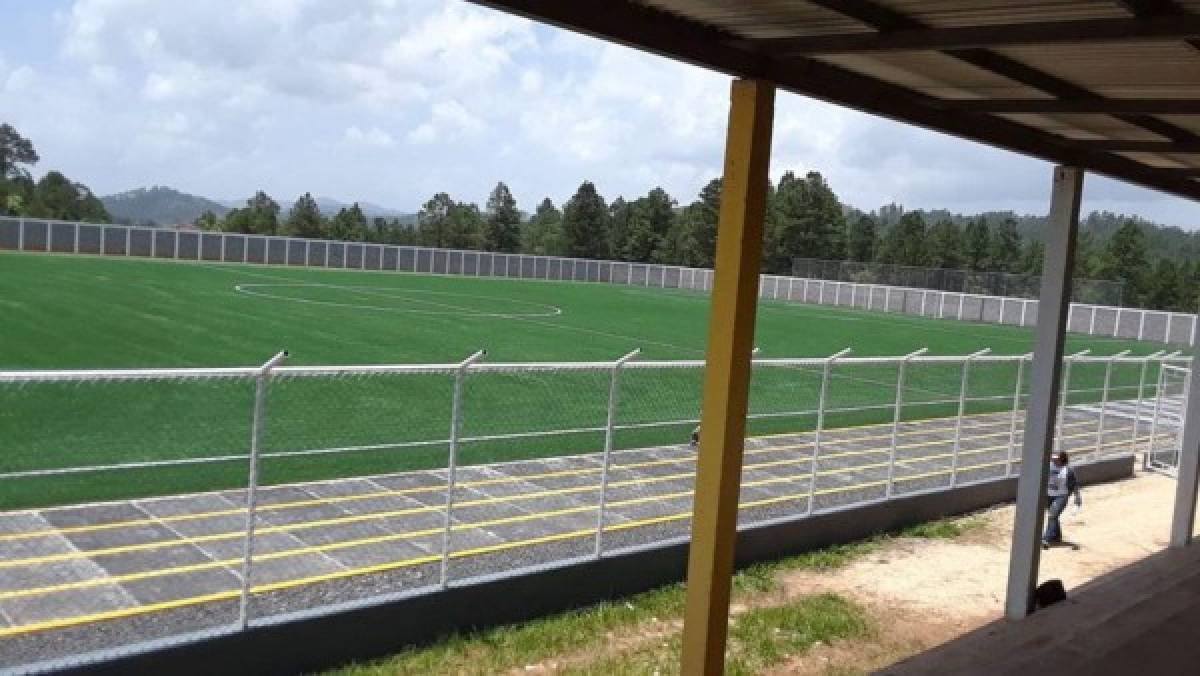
{"left": 211, "top": 264, "right": 1025, "bottom": 399}
{"left": 12, "top": 252, "right": 1181, "bottom": 354}
{"left": 233, "top": 282, "right": 563, "bottom": 319}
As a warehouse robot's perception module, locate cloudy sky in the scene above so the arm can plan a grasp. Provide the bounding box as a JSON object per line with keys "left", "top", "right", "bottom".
{"left": 3, "top": 0, "right": 1200, "bottom": 227}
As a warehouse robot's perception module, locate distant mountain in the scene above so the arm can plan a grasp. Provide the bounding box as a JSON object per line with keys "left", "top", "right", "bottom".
{"left": 102, "top": 186, "right": 230, "bottom": 227}
{"left": 215, "top": 195, "right": 416, "bottom": 224}
{"left": 312, "top": 197, "right": 416, "bottom": 224}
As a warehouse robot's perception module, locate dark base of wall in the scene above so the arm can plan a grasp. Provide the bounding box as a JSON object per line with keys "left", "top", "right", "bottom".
{"left": 52, "top": 456, "right": 1134, "bottom": 676}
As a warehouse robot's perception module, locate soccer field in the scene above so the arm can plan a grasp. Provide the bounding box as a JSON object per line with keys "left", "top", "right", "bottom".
{"left": 0, "top": 251, "right": 1160, "bottom": 509}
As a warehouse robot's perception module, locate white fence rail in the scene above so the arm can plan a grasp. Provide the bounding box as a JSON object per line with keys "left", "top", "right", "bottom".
{"left": 1, "top": 216, "right": 1196, "bottom": 345}
{"left": 0, "top": 349, "right": 1186, "bottom": 669}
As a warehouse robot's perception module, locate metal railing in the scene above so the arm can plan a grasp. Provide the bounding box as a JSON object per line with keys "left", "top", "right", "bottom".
{"left": 0, "top": 349, "right": 1186, "bottom": 670}
{"left": 2, "top": 216, "right": 1196, "bottom": 345}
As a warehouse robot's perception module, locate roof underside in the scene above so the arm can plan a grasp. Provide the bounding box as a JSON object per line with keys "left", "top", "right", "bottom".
{"left": 471, "top": 0, "right": 1200, "bottom": 202}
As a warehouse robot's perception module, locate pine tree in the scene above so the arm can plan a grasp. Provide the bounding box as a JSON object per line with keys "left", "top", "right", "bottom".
{"left": 878, "top": 212, "right": 928, "bottom": 266}
{"left": 445, "top": 201, "right": 482, "bottom": 250}
{"left": 1101, "top": 220, "right": 1150, "bottom": 305}
{"left": 1020, "top": 240, "right": 1045, "bottom": 275}
{"left": 846, "top": 214, "right": 878, "bottom": 262}
{"left": 608, "top": 197, "right": 633, "bottom": 260}
{"left": 963, "top": 218, "right": 990, "bottom": 271}
{"left": 482, "top": 182, "right": 521, "bottom": 253}
{"left": 624, "top": 187, "right": 676, "bottom": 262}
{"left": 522, "top": 198, "right": 563, "bottom": 255}
{"left": 927, "top": 219, "right": 963, "bottom": 269}
{"left": 561, "top": 181, "right": 610, "bottom": 258}
{"left": 417, "top": 192, "right": 455, "bottom": 247}
{"left": 766, "top": 171, "right": 846, "bottom": 273}
{"left": 286, "top": 192, "right": 324, "bottom": 238}
{"left": 328, "top": 203, "right": 368, "bottom": 241}
{"left": 989, "top": 218, "right": 1022, "bottom": 273}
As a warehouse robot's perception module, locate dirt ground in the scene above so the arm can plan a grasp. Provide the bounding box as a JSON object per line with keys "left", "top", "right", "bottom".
{"left": 775, "top": 470, "right": 1185, "bottom": 674}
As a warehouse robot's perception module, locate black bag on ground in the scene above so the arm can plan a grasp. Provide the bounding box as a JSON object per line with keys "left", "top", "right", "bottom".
{"left": 1035, "top": 579, "right": 1067, "bottom": 608}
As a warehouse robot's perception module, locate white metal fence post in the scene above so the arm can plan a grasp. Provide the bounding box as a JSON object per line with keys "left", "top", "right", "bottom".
{"left": 951, "top": 349, "right": 991, "bottom": 487}
{"left": 1135, "top": 351, "right": 1164, "bottom": 469}
{"left": 236, "top": 349, "right": 288, "bottom": 630}
{"left": 888, "top": 348, "right": 928, "bottom": 498}
{"left": 1006, "top": 354, "right": 1031, "bottom": 476}
{"left": 1055, "top": 350, "right": 1089, "bottom": 452}
{"left": 594, "top": 348, "right": 640, "bottom": 557}
{"left": 807, "top": 348, "right": 851, "bottom": 514}
{"left": 73, "top": 222, "right": 80, "bottom": 254}
{"left": 1148, "top": 366, "right": 1167, "bottom": 468}
{"left": 439, "top": 349, "right": 486, "bottom": 588}
{"left": 125, "top": 227, "right": 131, "bottom": 256}
{"left": 1096, "top": 351, "right": 1130, "bottom": 457}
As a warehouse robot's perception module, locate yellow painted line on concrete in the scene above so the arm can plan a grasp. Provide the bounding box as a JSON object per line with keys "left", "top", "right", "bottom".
{"left": 0, "top": 418, "right": 1112, "bottom": 568}
{"left": 0, "top": 414, "right": 1093, "bottom": 544}
{"left": 0, "top": 434, "right": 1144, "bottom": 639}
{"left": 1, "top": 428, "right": 1144, "bottom": 604}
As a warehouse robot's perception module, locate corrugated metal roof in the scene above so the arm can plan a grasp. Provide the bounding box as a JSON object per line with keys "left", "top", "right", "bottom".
{"left": 475, "top": 0, "right": 1200, "bottom": 200}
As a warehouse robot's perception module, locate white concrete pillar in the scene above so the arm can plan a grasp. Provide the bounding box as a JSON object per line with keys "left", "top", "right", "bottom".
{"left": 1005, "top": 166, "right": 1083, "bottom": 619}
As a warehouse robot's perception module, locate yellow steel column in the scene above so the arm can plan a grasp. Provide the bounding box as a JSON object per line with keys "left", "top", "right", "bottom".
{"left": 680, "top": 78, "right": 775, "bottom": 675}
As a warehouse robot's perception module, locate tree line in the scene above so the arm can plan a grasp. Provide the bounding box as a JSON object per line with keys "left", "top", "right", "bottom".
{"left": 2, "top": 122, "right": 1197, "bottom": 312}
{"left": 0, "top": 124, "right": 110, "bottom": 223}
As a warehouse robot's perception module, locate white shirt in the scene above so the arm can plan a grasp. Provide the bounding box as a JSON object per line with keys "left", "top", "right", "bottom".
{"left": 1047, "top": 464, "right": 1071, "bottom": 497}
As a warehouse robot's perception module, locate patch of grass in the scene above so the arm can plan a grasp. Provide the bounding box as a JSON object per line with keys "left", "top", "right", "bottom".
{"left": 726, "top": 594, "right": 869, "bottom": 675}
{"left": 899, "top": 515, "right": 987, "bottom": 539}
{"left": 333, "top": 533, "right": 894, "bottom": 675}
{"left": 564, "top": 594, "right": 869, "bottom": 675}
{"left": 332, "top": 583, "right": 686, "bottom": 676}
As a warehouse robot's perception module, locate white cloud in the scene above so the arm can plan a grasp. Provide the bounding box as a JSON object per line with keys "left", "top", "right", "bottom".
{"left": 407, "top": 100, "right": 485, "bottom": 144}
{"left": 0, "top": 0, "right": 1194, "bottom": 227}
{"left": 344, "top": 125, "right": 395, "bottom": 148}
{"left": 5, "top": 65, "right": 36, "bottom": 93}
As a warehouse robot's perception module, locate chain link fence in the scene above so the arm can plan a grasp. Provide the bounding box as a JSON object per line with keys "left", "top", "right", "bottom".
{"left": 0, "top": 349, "right": 1184, "bottom": 669}
{"left": 793, "top": 257, "right": 1125, "bottom": 306}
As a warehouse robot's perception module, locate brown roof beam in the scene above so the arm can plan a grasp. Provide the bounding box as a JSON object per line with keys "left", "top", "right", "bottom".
{"left": 1148, "top": 167, "right": 1200, "bottom": 177}
{"left": 947, "top": 99, "right": 1200, "bottom": 114}
{"left": 1079, "top": 140, "right": 1200, "bottom": 152}
{"left": 758, "top": 16, "right": 1200, "bottom": 55}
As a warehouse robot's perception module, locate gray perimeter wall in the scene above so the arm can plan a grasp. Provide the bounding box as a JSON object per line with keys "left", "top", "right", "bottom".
{"left": 1, "top": 217, "right": 1194, "bottom": 346}
{"left": 47, "top": 455, "right": 1135, "bottom": 676}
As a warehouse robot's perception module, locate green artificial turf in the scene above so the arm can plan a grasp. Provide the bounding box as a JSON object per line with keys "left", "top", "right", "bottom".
{"left": 0, "top": 251, "right": 1162, "bottom": 508}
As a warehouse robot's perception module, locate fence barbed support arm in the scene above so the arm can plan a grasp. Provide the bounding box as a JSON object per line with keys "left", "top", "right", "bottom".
{"left": 887, "top": 348, "right": 928, "bottom": 498}
{"left": 594, "top": 348, "right": 641, "bottom": 558}
{"left": 1006, "top": 353, "right": 1033, "bottom": 476}
{"left": 950, "top": 349, "right": 988, "bottom": 487}
{"left": 1096, "top": 350, "right": 1130, "bottom": 457}
{"left": 236, "top": 349, "right": 289, "bottom": 631}
{"left": 1055, "top": 349, "right": 1091, "bottom": 453}
{"left": 439, "top": 349, "right": 487, "bottom": 588}
{"left": 807, "top": 347, "right": 852, "bottom": 515}
{"left": 1134, "top": 351, "right": 1165, "bottom": 468}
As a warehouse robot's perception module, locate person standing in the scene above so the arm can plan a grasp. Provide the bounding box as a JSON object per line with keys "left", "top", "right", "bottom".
{"left": 1043, "top": 450, "right": 1082, "bottom": 548}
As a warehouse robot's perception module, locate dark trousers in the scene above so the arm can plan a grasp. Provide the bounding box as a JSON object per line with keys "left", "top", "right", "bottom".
{"left": 1044, "top": 495, "right": 1068, "bottom": 543}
